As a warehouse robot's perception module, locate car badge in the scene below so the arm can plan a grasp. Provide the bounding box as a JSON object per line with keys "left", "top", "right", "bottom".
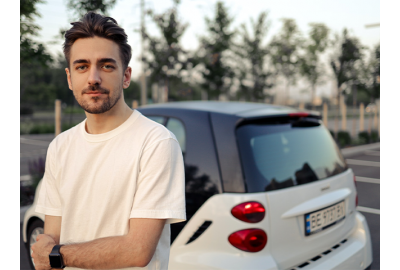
{"left": 321, "top": 185, "right": 330, "bottom": 191}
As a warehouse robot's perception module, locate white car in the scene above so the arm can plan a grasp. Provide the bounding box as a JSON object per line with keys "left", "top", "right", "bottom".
{"left": 23, "top": 101, "right": 373, "bottom": 269}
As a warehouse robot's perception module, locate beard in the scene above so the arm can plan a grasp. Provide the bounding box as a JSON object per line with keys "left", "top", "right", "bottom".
{"left": 75, "top": 84, "right": 122, "bottom": 114}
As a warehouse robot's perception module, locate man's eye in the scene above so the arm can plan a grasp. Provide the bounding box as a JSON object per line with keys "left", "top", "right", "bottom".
{"left": 103, "top": 65, "right": 115, "bottom": 70}
{"left": 76, "top": 66, "right": 87, "bottom": 71}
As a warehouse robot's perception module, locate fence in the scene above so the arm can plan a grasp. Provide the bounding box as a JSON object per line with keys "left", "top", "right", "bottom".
{"left": 21, "top": 99, "right": 380, "bottom": 140}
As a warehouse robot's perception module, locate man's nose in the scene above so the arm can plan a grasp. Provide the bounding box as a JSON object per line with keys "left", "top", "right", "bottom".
{"left": 88, "top": 67, "right": 101, "bottom": 85}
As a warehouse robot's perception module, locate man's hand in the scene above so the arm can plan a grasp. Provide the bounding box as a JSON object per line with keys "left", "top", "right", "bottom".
{"left": 31, "top": 234, "right": 56, "bottom": 270}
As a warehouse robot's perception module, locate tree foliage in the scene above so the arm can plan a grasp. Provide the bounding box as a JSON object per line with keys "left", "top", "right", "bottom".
{"left": 346, "top": 44, "right": 380, "bottom": 105}
{"left": 234, "top": 12, "right": 274, "bottom": 102}
{"left": 330, "top": 28, "right": 363, "bottom": 102}
{"left": 142, "top": 1, "right": 196, "bottom": 101}
{"left": 197, "top": 1, "right": 236, "bottom": 100}
{"left": 20, "top": 0, "right": 53, "bottom": 66}
{"left": 299, "top": 23, "right": 330, "bottom": 108}
{"left": 269, "top": 18, "right": 303, "bottom": 102}
{"left": 67, "top": 0, "right": 117, "bottom": 18}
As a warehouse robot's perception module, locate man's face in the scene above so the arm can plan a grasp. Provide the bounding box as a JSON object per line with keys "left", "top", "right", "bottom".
{"left": 65, "top": 36, "right": 131, "bottom": 114}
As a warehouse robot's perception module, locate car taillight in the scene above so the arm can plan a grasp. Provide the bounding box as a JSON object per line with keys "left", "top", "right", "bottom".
{"left": 228, "top": 229, "right": 267, "bottom": 252}
{"left": 353, "top": 175, "right": 358, "bottom": 207}
{"left": 231, "top": 201, "right": 265, "bottom": 223}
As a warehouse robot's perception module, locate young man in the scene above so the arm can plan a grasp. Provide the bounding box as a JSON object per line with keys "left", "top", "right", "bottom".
{"left": 31, "top": 12, "right": 186, "bottom": 270}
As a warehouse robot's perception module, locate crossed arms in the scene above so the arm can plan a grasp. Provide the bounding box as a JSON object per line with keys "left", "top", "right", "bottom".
{"left": 31, "top": 215, "right": 166, "bottom": 270}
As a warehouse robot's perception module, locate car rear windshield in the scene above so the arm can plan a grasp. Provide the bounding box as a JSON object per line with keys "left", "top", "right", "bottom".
{"left": 236, "top": 119, "right": 347, "bottom": 192}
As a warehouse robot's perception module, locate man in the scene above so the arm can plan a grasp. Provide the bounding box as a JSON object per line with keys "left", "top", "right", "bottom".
{"left": 31, "top": 12, "right": 186, "bottom": 270}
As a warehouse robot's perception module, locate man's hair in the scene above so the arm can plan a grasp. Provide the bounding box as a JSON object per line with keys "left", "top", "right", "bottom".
{"left": 63, "top": 12, "right": 132, "bottom": 70}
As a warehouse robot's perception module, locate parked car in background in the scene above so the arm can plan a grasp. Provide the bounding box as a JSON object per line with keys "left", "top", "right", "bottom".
{"left": 23, "top": 101, "right": 373, "bottom": 270}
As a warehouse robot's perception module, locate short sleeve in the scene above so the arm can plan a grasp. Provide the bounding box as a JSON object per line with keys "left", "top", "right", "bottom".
{"left": 35, "top": 141, "right": 62, "bottom": 216}
{"left": 130, "top": 138, "right": 186, "bottom": 224}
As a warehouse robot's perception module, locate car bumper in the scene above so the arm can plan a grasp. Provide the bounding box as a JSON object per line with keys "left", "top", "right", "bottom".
{"left": 169, "top": 211, "right": 372, "bottom": 270}
{"left": 290, "top": 211, "right": 373, "bottom": 270}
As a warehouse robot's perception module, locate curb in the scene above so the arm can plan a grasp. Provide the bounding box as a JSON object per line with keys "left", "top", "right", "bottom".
{"left": 340, "top": 142, "right": 380, "bottom": 157}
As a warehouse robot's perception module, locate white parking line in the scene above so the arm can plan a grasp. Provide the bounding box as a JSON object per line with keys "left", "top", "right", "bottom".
{"left": 356, "top": 176, "right": 380, "bottom": 184}
{"left": 364, "top": 150, "right": 380, "bottom": 156}
{"left": 357, "top": 206, "right": 380, "bottom": 215}
{"left": 346, "top": 159, "right": 380, "bottom": 167}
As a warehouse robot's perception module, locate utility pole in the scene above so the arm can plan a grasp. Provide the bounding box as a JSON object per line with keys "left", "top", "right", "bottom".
{"left": 140, "top": 0, "right": 147, "bottom": 106}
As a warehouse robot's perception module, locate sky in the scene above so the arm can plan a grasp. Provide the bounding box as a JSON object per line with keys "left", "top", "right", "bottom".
{"left": 34, "top": 0, "right": 380, "bottom": 101}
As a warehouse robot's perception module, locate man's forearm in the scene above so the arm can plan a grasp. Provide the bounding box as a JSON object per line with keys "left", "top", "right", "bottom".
{"left": 60, "top": 234, "right": 149, "bottom": 269}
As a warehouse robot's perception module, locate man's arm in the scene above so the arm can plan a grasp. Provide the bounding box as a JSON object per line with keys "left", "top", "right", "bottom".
{"left": 44, "top": 215, "right": 61, "bottom": 244}
{"left": 32, "top": 218, "right": 166, "bottom": 270}
{"left": 61, "top": 218, "right": 166, "bottom": 269}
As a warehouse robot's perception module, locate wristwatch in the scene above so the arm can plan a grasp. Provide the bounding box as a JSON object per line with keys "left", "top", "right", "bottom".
{"left": 49, "top": 245, "right": 65, "bottom": 269}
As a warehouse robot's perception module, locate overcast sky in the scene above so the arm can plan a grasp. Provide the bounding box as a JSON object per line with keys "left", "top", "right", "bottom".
{"left": 34, "top": 0, "right": 380, "bottom": 101}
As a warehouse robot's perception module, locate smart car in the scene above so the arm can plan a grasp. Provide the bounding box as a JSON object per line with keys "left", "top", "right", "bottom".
{"left": 23, "top": 101, "right": 373, "bottom": 270}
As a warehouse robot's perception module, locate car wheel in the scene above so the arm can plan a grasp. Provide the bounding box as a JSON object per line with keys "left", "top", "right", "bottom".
{"left": 26, "top": 219, "right": 44, "bottom": 270}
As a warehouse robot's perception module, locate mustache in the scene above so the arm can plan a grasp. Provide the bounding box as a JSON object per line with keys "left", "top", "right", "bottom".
{"left": 82, "top": 85, "right": 110, "bottom": 94}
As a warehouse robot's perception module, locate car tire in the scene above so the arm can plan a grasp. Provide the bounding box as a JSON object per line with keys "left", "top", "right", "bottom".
{"left": 26, "top": 219, "right": 44, "bottom": 270}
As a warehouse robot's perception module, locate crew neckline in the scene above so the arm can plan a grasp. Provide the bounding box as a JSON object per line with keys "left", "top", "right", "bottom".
{"left": 81, "top": 110, "right": 141, "bottom": 142}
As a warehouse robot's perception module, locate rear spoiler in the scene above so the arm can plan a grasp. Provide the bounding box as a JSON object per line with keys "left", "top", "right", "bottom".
{"left": 236, "top": 111, "right": 322, "bottom": 128}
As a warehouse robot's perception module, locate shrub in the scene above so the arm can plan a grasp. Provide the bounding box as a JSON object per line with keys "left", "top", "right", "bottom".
{"left": 20, "top": 105, "right": 34, "bottom": 115}
{"left": 27, "top": 122, "right": 78, "bottom": 134}
{"left": 358, "top": 131, "right": 370, "bottom": 144}
{"left": 29, "top": 123, "right": 54, "bottom": 134}
{"left": 371, "top": 130, "right": 379, "bottom": 142}
{"left": 337, "top": 131, "right": 351, "bottom": 147}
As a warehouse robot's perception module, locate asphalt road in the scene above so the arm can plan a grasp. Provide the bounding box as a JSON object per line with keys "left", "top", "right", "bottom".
{"left": 344, "top": 148, "right": 380, "bottom": 270}
{"left": 20, "top": 134, "right": 380, "bottom": 270}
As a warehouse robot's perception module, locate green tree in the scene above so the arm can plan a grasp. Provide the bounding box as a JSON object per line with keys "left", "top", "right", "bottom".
{"left": 234, "top": 12, "right": 274, "bottom": 102}
{"left": 330, "top": 29, "right": 363, "bottom": 108}
{"left": 20, "top": 0, "right": 53, "bottom": 107}
{"left": 197, "top": 1, "right": 236, "bottom": 100}
{"left": 346, "top": 44, "right": 380, "bottom": 106}
{"left": 269, "top": 18, "right": 303, "bottom": 105}
{"left": 299, "top": 23, "right": 330, "bottom": 109}
{"left": 20, "top": 0, "right": 53, "bottom": 67}
{"left": 67, "top": 0, "right": 117, "bottom": 18}
{"left": 142, "top": 0, "right": 194, "bottom": 102}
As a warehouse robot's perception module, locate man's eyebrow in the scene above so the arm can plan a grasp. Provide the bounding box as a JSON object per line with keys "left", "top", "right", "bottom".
{"left": 72, "top": 59, "right": 90, "bottom": 66}
{"left": 97, "top": 58, "right": 118, "bottom": 65}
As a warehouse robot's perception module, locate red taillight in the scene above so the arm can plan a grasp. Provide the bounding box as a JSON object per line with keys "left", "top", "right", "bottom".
{"left": 353, "top": 175, "right": 358, "bottom": 207}
{"left": 289, "top": 112, "right": 310, "bottom": 117}
{"left": 228, "top": 229, "right": 267, "bottom": 252}
{"left": 231, "top": 201, "right": 265, "bottom": 223}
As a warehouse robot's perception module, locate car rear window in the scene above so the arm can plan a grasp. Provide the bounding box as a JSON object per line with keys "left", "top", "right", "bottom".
{"left": 236, "top": 120, "right": 347, "bottom": 192}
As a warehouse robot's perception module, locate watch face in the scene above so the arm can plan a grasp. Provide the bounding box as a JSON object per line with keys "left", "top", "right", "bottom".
{"left": 49, "top": 254, "right": 62, "bottom": 268}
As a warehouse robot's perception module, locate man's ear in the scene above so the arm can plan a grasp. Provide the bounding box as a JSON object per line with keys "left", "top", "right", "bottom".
{"left": 65, "top": 68, "right": 73, "bottom": 90}
{"left": 123, "top": 67, "right": 132, "bottom": 89}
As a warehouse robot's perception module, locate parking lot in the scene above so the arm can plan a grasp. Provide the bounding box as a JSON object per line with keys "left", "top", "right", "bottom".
{"left": 20, "top": 135, "right": 380, "bottom": 270}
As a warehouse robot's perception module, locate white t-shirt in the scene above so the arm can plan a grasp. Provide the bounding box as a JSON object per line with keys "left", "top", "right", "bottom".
{"left": 36, "top": 110, "right": 186, "bottom": 270}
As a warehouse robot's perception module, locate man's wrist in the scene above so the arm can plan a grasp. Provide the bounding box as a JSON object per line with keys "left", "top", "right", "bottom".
{"left": 59, "top": 245, "right": 68, "bottom": 267}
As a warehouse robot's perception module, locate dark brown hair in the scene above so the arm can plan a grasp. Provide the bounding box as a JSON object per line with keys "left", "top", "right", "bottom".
{"left": 63, "top": 12, "right": 132, "bottom": 70}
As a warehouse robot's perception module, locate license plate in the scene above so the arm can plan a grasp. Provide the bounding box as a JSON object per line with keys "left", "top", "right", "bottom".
{"left": 305, "top": 201, "right": 345, "bottom": 236}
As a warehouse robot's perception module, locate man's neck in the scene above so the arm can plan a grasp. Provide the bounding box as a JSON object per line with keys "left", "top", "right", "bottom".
{"left": 84, "top": 99, "right": 133, "bottom": 135}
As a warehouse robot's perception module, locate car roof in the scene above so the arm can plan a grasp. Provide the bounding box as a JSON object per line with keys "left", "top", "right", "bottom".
{"left": 139, "top": 101, "right": 313, "bottom": 118}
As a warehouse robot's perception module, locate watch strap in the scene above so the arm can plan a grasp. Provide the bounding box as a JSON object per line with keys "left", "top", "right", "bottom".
{"left": 49, "top": 244, "right": 65, "bottom": 269}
